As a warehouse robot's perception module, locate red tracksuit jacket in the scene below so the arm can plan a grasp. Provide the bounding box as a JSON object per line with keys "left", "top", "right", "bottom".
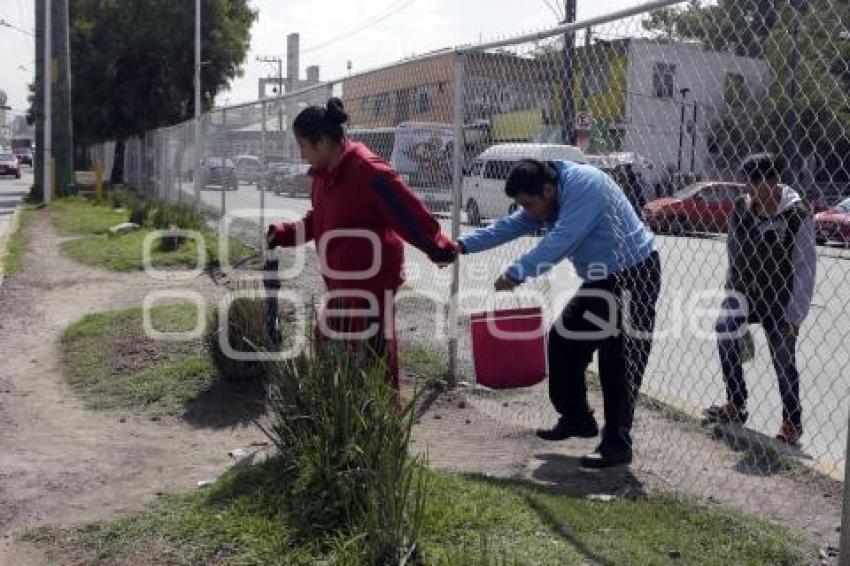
{"left": 268, "top": 140, "right": 457, "bottom": 297}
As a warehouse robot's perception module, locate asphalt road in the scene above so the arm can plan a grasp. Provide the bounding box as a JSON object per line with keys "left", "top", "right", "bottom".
{"left": 184, "top": 181, "right": 850, "bottom": 475}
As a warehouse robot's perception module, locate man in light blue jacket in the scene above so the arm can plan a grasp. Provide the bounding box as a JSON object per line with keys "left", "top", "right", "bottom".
{"left": 457, "top": 159, "right": 661, "bottom": 468}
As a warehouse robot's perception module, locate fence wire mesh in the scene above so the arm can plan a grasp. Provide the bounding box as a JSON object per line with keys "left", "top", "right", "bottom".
{"left": 111, "top": 0, "right": 850, "bottom": 551}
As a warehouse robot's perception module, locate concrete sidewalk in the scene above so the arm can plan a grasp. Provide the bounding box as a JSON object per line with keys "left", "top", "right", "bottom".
{"left": 0, "top": 172, "right": 32, "bottom": 283}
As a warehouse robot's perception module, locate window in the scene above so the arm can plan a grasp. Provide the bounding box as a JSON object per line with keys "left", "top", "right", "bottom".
{"left": 586, "top": 59, "right": 610, "bottom": 95}
{"left": 415, "top": 86, "right": 431, "bottom": 114}
{"left": 469, "top": 160, "right": 484, "bottom": 177}
{"left": 724, "top": 72, "right": 749, "bottom": 107}
{"left": 373, "top": 93, "right": 391, "bottom": 117}
{"left": 697, "top": 185, "right": 739, "bottom": 203}
{"left": 653, "top": 62, "right": 676, "bottom": 99}
{"left": 483, "top": 160, "right": 514, "bottom": 181}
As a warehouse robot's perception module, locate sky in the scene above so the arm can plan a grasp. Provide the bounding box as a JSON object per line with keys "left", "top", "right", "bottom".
{"left": 0, "top": 0, "right": 647, "bottom": 116}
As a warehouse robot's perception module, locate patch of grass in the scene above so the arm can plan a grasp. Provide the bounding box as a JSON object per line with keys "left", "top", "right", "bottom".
{"left": 59, "top": 225, "right": 255, "bottom": 272}
{"left": 50, "top": 197, "right": 129, "bottom": 236}
{"left": 402, "top": 345, "right": 450, "bottom": 381}
{"left": 61, "top": 303, "right": 215, "bottom": 414}
{"left": 51, "top": 195, "right": 256, "bottom": 272}
{"left": 2, "top": 207, "right": 34, "bottom": 276}
{"left": 24, "top": 460, "right": 814, "bottom": 565}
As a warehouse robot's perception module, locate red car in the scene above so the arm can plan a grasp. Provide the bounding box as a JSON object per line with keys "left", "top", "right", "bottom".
{"left": 0, "top": 153, "right": 21, "bottom": 179}
{"left": 815, "top": 197, "right": 850, "bottom": 246}
{"left": 643, "top": 182, "right": 747, "bottom": 234}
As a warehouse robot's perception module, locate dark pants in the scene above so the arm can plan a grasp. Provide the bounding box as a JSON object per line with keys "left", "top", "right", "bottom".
{"left": 716, "top": 296, "right": 802, "bottom": 428}
{"left": 547, "top": 252, "right": 661, "bottom": 449}
{"left": 319, "top": 290, "right": 400, "bottom": 393}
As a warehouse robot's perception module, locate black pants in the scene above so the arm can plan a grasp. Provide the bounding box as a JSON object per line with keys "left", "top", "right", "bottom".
{"left": 547, "top": 252, "right": 661, "bottom": 449}
{"left": 716, "top": 298, "right": 802, "bottom": 429}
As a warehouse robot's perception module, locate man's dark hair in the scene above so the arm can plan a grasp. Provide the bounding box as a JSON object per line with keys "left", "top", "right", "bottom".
{"left": 740, "top": 153, "right": 784, "bottom": 184}
{"left": 505, "top": 159, "right": 558, "bottom": 198}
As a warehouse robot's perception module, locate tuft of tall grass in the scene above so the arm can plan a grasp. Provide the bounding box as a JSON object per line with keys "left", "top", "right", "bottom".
{"left": 260, "top": 330, "right": 427, "bottom": 565}
{"left": 206, "top": 279, "right": 277, "bottom": 382}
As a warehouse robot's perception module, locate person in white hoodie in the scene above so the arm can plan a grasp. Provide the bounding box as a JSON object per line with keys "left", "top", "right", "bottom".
{"left": 705, "top": 153, "right": 817, "bottom": 445}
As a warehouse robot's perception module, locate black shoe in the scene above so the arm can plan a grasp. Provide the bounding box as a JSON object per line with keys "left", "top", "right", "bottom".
{"left": 580, "top": 442, "right": 633, "bottom": 469}
{"left": 535, "top": 413, "right": 599, "bottom": 442}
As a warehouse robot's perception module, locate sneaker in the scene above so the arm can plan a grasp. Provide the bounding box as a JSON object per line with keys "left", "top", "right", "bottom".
{"left": 580, "top": 441, "right": 633, "bottom": 469}
{"left": 704, "top": 402, "right": 748, "bottom": 425}
{"left": 535, "top": 413, "right": 599, "bottom": 442}
{"left": 776, "top": 421, "right": 802, "bottom": 445}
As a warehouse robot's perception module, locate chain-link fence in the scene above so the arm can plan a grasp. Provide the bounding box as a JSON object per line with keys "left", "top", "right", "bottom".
{"left": 112, "top": 0, "right": 850, "bottom": 554}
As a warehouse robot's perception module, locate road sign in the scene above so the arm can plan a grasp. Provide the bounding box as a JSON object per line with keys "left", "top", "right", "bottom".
{"left": 576, "top": 111, "right": 593, "bottom": 131}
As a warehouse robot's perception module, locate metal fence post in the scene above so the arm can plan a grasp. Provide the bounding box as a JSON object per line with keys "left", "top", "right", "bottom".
{"left": 448, "top": 50, "right": 466, "bottom": 384}
{"left": 194, "top": 115, "right": 201, "bottom": 205}
{"left": 840, "top": 411, "right": 850, "bottom": 566}
{"left": 221, "top": 107, "right": 227, "bottom": 217}
{"left": 260, "top": 100, "right": 267, "bottom": 249}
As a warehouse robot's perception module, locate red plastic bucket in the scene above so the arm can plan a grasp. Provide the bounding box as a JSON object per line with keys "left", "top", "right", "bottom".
{"left": 470, "top": 306, "right": 547, "bottom": 389}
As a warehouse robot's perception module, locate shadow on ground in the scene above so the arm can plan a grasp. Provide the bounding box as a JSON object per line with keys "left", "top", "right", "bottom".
{"left": 182, "top": 377, "right": 267, "bottom": 429}
{"left": 529, "top": 452, "right": 648, "bottom": 499}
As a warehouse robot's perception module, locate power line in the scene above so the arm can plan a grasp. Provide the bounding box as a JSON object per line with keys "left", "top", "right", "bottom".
{"left": 540, "top": 0, "right": 563, "bottom": 22}
{"left": 301, "top": 0, "right": 416, "bottom": 54}
{"left": 0, "top": 17, "right": 34, "bottom": 36}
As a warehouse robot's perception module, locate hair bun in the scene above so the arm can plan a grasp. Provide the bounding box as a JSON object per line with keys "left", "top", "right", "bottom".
{"left": 325, "top": 97, "right": 349, "bottom": 125}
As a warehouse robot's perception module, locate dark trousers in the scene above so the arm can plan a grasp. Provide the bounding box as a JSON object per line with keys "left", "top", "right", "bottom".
{"left": 547, "top": 252, "right": 661, "bottom": 448}
{"left": 716, "top": 296, "right": 802, "bottom": 428}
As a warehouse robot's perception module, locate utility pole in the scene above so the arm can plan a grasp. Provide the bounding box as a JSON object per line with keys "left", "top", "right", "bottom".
{"left": 782, "top": 0, "right": 804, "bottom": 189}
{"left": 194, "top": 0, "right": 202, "bottom": 202}
{"left": 561, "top": 0, "right": 577, "bottom": 145}
{"left": 257, "top": 56, "right": 285, "bottom": 154}
{"left": 35, "top": 0, "right": 44, "bottom": 195}
{"left": 52, "top": 0, "right": 73, "bottom": 194}
{"left": 43, "top": 0, "right": 52, "bottom": 203}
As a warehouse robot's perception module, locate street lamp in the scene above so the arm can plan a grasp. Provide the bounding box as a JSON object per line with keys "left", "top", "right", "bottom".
{"left": 677, "top": 87, "right": 691, "bottom": 177}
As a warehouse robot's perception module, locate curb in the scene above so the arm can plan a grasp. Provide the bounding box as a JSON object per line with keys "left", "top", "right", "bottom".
{"left": 0, "top": 205, "right": 24, "bottom": 285}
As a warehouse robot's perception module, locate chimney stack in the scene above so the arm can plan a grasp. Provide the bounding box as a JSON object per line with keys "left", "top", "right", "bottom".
{"left": 287, "top": 33, "right": 300, "bottom": 91}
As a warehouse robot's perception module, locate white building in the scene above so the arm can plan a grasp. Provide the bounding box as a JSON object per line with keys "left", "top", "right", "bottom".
{"left": 620, "top": 39, "right": 772, "bottom": 195}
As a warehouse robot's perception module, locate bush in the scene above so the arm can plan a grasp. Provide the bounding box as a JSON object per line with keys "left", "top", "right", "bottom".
{"left": 206, "top": 280, "right": 276, "bottom": 382}
{"left": 147, "top": 201, "right": 204, "bottom": 231}
{"left": 261, "top": 331, "right": 427, "bottom": 564}
{"left": 128, "top": 197, "right": 152, "bottom": 226}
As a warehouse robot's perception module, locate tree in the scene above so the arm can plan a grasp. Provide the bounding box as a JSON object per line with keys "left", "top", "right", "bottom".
{"left": 643, "top": 0, "right": 778, "bottom": 58}
{"left": 30, "top": 0, "right": 256, "bottom": 148}
{"left": 645, "top": 0, "right": 850, "bottom": 186}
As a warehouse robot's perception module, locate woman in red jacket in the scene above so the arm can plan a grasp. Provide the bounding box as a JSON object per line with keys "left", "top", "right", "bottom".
{"left": 267, "top": 98, "right": 458, "bottom": 391}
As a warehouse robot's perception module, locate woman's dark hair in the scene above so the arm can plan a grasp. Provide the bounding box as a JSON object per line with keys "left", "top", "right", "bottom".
{"left": 505, "top": 159, "right": 558, "bottom": 198}
{"left": 292, "top": 97, "right": 349, "bottom": 145}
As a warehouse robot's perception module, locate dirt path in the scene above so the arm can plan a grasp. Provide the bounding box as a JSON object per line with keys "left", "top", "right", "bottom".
{"left": 0, "top": 212, "right": 265, "bottom": 563}
{"left": 0, "top": 210, "right": 843, "bottom": 564}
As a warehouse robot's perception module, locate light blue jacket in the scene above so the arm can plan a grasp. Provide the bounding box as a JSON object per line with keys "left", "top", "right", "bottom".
{"left": 458, "top": 160, "right": 655, "bottom": 282}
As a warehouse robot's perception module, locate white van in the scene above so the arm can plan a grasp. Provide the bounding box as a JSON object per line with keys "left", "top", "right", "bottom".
{"left": 462, "top": 144, "right": 587, "bottom": 225}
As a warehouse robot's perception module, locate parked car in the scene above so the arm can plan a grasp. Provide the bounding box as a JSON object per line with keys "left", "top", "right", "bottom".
{"left": 256, "top": 155, "right": 289, "bottom": 191}
{"left": 199, "top": 157, "right": 238, "bottom": 191}
{"left": 643, "top": 181, "right": 748, "bottom": 234}
{"left": 0, "top": 153, "right": 21, "bottom": 179}
{"left": 235, "top": 155, "right": 262, "bottom": 185}
{"left": 815, "top": 197, "right": 850, "bottom": 246}
{"left": 462, "top": 144, "right": 587, "bottom": 226}
{"left": 276, "top": 163, "right": 311, "bottom": 198}
{"left": 13, "top": 147, "right": 33, "bottom": 167}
